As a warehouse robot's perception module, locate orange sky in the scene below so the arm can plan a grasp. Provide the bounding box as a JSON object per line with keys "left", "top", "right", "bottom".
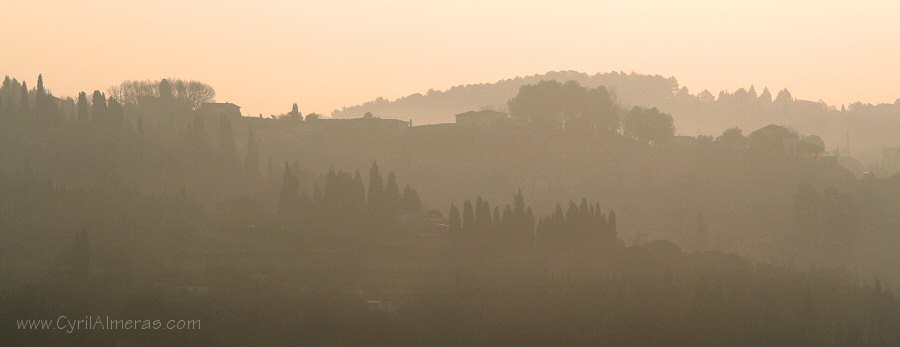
{"left": 2, "top": 1, "right": 899, "bottom": 116}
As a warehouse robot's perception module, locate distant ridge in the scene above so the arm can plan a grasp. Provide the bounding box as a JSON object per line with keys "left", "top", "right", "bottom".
{"left": 331, "top": 70, "right": 680, "bottom": 125}
{"left": 332, "top": 70, "right": 900, "bottom": 160}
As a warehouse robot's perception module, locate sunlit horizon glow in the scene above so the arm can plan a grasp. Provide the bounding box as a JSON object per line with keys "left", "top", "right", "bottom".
{"left": 2, "top": 1, "right": 898, "bottom": 117}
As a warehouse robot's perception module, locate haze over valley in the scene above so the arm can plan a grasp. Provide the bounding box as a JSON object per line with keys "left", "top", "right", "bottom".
{"left": 3, "top": 2, "right": 900, "bottom": 346}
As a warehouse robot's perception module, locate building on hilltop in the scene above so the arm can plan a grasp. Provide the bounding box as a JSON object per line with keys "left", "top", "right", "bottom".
{"left": 315, "top": 117, "right": 410, "bottom": 131}
{"left": 198, "top": 102, "right": 242, "bottom": 119}
{"left": 454, "top": 110, "right": 508, "bottom": 129}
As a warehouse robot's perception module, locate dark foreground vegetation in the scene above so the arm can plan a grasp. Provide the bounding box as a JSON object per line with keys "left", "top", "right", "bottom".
{"left": 1, "top": 166, "right": 897, "bottom": 345}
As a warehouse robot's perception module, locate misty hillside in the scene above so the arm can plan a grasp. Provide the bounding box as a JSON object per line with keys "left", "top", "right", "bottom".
{"left": 3, "top": 74, "right": 900, "bottom": 345}
{"left": 332, "top": 70, "right": 676, "bottom": 124}
{"left": 334, "top": 70, "right": 900, "bottom": 164}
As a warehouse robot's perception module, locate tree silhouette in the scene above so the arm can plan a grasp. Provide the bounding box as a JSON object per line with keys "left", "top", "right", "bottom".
{"left": 716, "top": 127, "right": 747, "bottom": 149}
{"left": 508, "top": 80, "right": 617, "bottom": 131}
{"left": 401, "top": 185, "right": 422, "bottom": 214}
{"left": 622, "top": 106, "right": 674, "bottom": 144}
{"left": 462, "top": 200, "right": 475, "bottom": 230}
{"left": 367, "top": 161, "right": 384, "bottom": 214}
{"left": 108, "top": 97, "right": 124, "bottom": 127}
{"left": 35, "top": 74, "right": 47, "bottom": 123}
{"left": 76, "top": 92, "right": 89, "bottom": 123}
{"left": 384, "top": 172, "right": 401, "bottom": 217}
{"left": 277, "top": 163, "right": 301, "bottom": 218}
{"left": 91, "top": 90, "right": 107, "bottom": 124}
{"left": 448, "top": 203, "right": 461, "bottom": 251}
{"left": 288, "top": 103, "right": 301, "bottom": 121}
{"left": 18, "top": 82, "right": 29, "bottom": 118}
{"left": 159, "top": 79, "right": 173, "bottom": 99}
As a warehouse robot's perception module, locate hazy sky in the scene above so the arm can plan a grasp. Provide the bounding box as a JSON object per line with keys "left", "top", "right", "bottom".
{"left": 2, "top": 1, "right": 899, "bottom": 117}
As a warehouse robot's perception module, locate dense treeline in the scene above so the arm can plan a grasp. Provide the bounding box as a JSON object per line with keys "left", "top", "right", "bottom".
{"left": 0, "top": 73, "right": 882, "bottom": 277}
{"left": 2, "top": 173, "right": 897, "bottom": 345}
{"left": 335, "top": 70, "right": 900, "bottom": 163}
{"left": 274, "top": 161, "right": 423, "bottom": 247}
{"left": 2, "top": 72, "right": 900, "bottom": 345}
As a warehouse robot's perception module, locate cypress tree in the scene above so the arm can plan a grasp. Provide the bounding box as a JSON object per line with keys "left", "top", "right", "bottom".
{"left": 290, "top": 103, "right": 300, "bottom": 120}
{"left": 35, "top": 74, "right": 45, "bottom": 122}
{"left": 277, "top": 162, "right": 300, "bottom": 216}
{"left": 108, "top": 97, "right": 124, "bottom": 127}
{"left": 352, "top": 170, "right": 366, "bottom": 214}
{"left": 462, "top": 200, "right": 475, "bottom": 230}
{"left": 401, "top": 184, "right": 422, "bottom": 214}
{"left": 76, "top": 92, "right": 89, "bottom": 123}
{"left": 91, "top": 90, "right": 107, "bottom": 124}
{"left": 159, "top": 79, "right": 173, "bottom": 99}
{"left": 18, "top": 82, "right": 29, "bottom": 117}
{"left": 367, "top": 161, "right": 384, "bottom": 212}
{"left": 324, "top": 165, "right": 338, "bottom": 207}
{"left": 1, "top": 76, "right": 11, "bottom": 113}
{"left": 384, "top": 172, "right": 401, "bottom": 217}
{"left": 448, "top": 204, "right": 461, "bottom": 252}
